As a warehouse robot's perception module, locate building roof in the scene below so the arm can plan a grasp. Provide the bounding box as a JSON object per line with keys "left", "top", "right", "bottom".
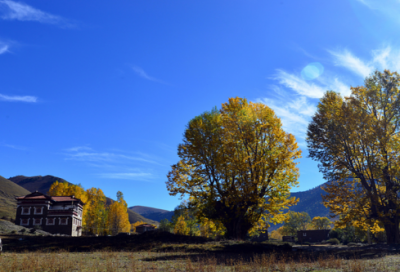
{"left": 136, "top": 224, "right": 155, "bottom": 228}
{"left": 15, "top": 191, "right": 84, "bottom": 205}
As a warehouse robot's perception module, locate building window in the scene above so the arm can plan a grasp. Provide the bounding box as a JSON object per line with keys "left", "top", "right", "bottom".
{"left": 20, "top": 218, "right": 30, "bottom": 226}
{"left": 46, "top": 218, "right": 55, "bottom": 225}
{"left": 303, "top": 233, "right": 307, "bottom": 236}
{"left": 21, "top": 207, "right": 31, "bottom": 215}
{"left": 34, "top": 207, "right": 43, "bottom": 215}
{"left": 59, "top": 218, "right": 68, "bottom": 225}
{"left": 33, "top": 218, "right": 42, "bottom": 225}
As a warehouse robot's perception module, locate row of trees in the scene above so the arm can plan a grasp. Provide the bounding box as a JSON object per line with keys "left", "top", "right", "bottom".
{"left": 48, "top": 181, "right": 130, "bottom": 235}
{"left": 166, "top": 70, "right": 400, "bottom": 243}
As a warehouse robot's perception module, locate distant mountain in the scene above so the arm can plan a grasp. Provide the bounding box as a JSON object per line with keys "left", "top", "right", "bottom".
{"left": 289, "top": 182, "right": 330, "bottom": 219}
{"left": 130, "top": 206, "right": 170, "bottom": 215}
{"left": 0, "top": 176, "right": 30, "bottom": 219}
{"left": 9, "top": 175, "right": 69, "bottom": 194}
{"left": 8, "top": 175, "right": 158, "bottom": 225}
{"left": 129, "top": 206, "right": 174, "bottom": 222}
{"left": 268, "top": 182, "right": 332, "bottom": 231}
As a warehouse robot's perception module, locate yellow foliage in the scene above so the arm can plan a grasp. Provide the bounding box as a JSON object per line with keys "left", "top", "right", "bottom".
{"left": 48, "top": 182, "right": 130, "bottom": 236}
{"left": 270, "top": 230, "right": 283, "bottom": 240}
{"left": 174, "top": 215, "right": 189, "bottom": 235}
{"left": 307, "top": 70, "right": 400, "bottom": 243}
{"left": 167, "top": 97, "right": 301, "bottom": 239}
{"left": 108, "top": 191, "right": 130, "bottom": 235}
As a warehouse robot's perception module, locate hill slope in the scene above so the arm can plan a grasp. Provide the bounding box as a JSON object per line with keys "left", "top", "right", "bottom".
{"left": 129, "top": 206, "right": 170, "bottom": 215}
{"left": 0, "top": 176, "right": 30, "bottom": 219}
{"left": 8, "top": 175, "right": 69, "bottom": 194}
{"left": 289, "top": 182, "right": 330, "bottom": 219}
{"left": 8, "top": 175, "right": 158, "bottom": 225}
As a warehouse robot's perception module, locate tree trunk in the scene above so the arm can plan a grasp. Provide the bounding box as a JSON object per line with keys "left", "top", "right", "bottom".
{"left": 224, "top": 217, "right": 252, "bottom": 240}
{"left": 384, "top": 219, "right": 400, "bottom": 244}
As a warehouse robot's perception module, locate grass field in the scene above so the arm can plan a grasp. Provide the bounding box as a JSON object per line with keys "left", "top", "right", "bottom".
{"left": 0, "top": 250, "right": 399, "bottom": 271}
{"left": 2, "top": 232, "right": 400, "bottom": 271}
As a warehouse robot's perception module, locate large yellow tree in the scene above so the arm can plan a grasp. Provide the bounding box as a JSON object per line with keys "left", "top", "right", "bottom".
{"left": 167, "top": 97, "right": 301, "bottom": 239}
{"left": 307, "top": 70, "right": 400, "bottom": 244}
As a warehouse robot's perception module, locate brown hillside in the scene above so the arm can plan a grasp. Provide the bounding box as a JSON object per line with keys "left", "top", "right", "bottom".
{"left": 0, "top": 176, "right": 30, "bottom": 219}
{"left": 8, "top": 175, "right": 69, "bottom": 194}
{"left": 8, "top": 175, "right": 158, "bottom": 225}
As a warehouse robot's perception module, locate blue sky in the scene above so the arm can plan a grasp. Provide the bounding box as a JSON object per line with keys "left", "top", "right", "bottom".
{"left": 1, "top": 0, "right": 399, "bottom": 210}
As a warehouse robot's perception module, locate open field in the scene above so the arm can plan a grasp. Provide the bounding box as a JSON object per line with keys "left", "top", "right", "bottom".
{"left": 2, "top": 232, "right": 400, "bottom": 271}
{"left": 1, "top": 250, "right": 400, "bottom": 271}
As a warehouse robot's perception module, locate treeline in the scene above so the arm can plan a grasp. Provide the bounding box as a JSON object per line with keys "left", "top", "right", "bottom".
{"left": 48, "top": 181, "right": 130, "bottom": 235}
{"left": 269, "top": 211, "right": 386, "bottom": 244}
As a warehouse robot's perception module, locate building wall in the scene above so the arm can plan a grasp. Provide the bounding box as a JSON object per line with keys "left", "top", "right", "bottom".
{"left": 297, "top": 230, "right": 330, "bottom": 243}
{"left": 15, "top": 200, "right": 83, "bottom": 236}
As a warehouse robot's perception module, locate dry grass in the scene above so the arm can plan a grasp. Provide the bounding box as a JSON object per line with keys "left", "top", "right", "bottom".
{"left": 0, "top": 250, "right": 399, "bottom": 272}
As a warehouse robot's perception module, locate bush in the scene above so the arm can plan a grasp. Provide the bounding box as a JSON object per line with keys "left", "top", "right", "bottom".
{"left": 326, "top": 238, "right": 340, "bottom": 245}
{"left": 10, "top": 230, "right": 16, "bottom": 234}
{"left": 20, "top": 228, "right": 26, "bottom": 233}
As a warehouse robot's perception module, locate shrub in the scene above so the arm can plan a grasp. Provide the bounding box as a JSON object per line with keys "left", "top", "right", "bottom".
{"left": 327, "top": 238, "right": 340, "bottom": 245}
{"left": 10, "top": 230, "right": 16, "bottom": 234}
{"left": 20, "top": 228, "right": 26, "bottom": 233}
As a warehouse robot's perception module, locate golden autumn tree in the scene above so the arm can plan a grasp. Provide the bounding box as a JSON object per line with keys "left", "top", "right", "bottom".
{"left": 167, "top": 97, "right": 301, "bottom": 239}
{"left": 108, "top": 191, "right": 130, "bottom": 235}
{"left": 307, "top": 70, "right": 400, "bottom": 244}
{"left": 85, "top": 188, "right": 107, "bottom": 235}
{"left": 174, "top": 215, "right": 189, "bottom": 235}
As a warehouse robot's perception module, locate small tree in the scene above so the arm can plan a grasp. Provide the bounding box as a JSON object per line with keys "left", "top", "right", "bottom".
{"left": 281, "top": 211, "right": 311, "bottom": 236}
{"left": 174, "top": 215, "right": 189, "bottom": 235}
{"left": 310, "top": 216, "right": 332, "bottom": 230}
{"left": 159, "top": 219, "right": 172, "bottom": 232}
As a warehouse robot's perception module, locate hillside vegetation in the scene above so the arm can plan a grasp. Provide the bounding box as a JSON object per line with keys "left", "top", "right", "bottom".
{"left": 0, "top": 176, "right": 30, "bottom": 219}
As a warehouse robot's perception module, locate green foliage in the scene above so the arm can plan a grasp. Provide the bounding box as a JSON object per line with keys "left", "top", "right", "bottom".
{"left": 282, "top": 211, "right": 311, "bottom": 236}
{"left": 159, "top": 219, "right": 172, "bottom": 232}
{"left": 326, "top": 238, "right": 340, "bottom": 245}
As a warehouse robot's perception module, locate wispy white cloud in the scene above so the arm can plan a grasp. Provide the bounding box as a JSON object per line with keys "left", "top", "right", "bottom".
{"left": 65, "top": 146, "right": 92, "bottom": 152}
{"left": 354, "top": 0, "right": 375, "bottom": 9}
{"left": 0, "top": 93, "right": 37, "bottom": 102}
{"left": 97, "top": 172, "right": 152, "bottom": 180}
{"left": 257, "top": 95, "right": 314, "bottom": 140}
{"left": 0, "top": 44, "right": 9, "bottom": 54}
{"left": 0, "top": 0, "right": 73, "bottom": 27}
{"left": 66, "top": 151, "right": 159, "bottom": 165}
{"left": 2, "top": 143, "right": 26, "bottom": 150}
{"left": 329, "top": 46, "right": 400, "bottom": 78}
{"left": 274, "top": 70, "right": 326, "bottom": 99}
{"left": 329, "top": 49, "right": 373, "bottom": 78}
{"left": 64, "top": 147, "right": 160, "bottom": 181}
{"left": 132, "top": 66, "right": 167, "bottom": 84}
